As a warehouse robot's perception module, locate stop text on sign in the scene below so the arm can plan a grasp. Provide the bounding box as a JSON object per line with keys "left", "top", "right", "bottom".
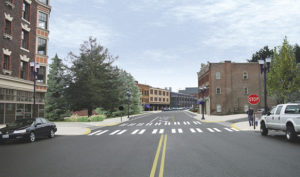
{"left": 248, "top": 94, "right": 260, "bottom": 105}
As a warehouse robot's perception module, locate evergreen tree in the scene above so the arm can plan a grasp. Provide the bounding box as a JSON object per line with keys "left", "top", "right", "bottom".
{"left": 45, "top": 54, "right": 70, "bottom": 121}
{"left": 294, "top": 44, "right": 300, "bottom": 63}
{"left": 267, "top": 38, "right": 300, "bottom": 103}
{"left": 248, "top": 46, "right": 273, "bottom": 62}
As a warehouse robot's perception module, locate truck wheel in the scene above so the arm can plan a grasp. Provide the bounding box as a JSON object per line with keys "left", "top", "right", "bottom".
{"left": 260, "top": 122, "right": 268, "bottom": 136}
{"left": 286, "top": 125, "right": 297, "bottom": 142}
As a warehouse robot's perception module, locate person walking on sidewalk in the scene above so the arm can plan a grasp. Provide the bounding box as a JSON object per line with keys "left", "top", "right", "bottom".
{"left": 247, "top": 107, "right": 254, "bottom": 126}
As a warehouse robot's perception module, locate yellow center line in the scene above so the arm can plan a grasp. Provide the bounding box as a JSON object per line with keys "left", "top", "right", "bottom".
{"left": 159, "top": 135, "right": 167, "bottom": 177}
{"left": 172, "top": 116, "right": 175, "bottom": 122}
{"left": 150, "top": 134, "right": 164, "bottom": 177}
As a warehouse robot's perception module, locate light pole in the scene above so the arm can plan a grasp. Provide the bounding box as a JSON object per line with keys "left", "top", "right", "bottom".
{"left": 258, "top": 57, "right": 271, "bottom": 114}
{"left": 30, "top": 61, "right": 40, "bottom": 119}
{"left": 199, "top": 86, "right": 207, "bottom": 120}
{"left": 126, "top": 91, "right": 131, "bottom": 118}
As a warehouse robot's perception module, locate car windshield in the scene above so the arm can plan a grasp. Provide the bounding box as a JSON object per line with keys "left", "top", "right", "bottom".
{"left": 7, "top": 119, "right": 34, "bottom": 127}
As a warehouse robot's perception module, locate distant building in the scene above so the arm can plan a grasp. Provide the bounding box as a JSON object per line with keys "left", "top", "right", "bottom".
{"left": 0, "top": 0, "right": 51, "bottom": 123}
{"left": 197, "top": 61, "right": 276, "bottom": 115}
{"left": 179, "top": 87, "right": 198, "bottom": 97}
{"left": 170, "top": 92, "right": 197, "bottom": 108}
{"left": 137, "top": 82, "right": 170, "bottom": 111}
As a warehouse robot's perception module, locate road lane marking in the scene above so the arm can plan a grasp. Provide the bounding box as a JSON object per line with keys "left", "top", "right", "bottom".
{"left": 168, "top": 122, "right": 170, "bottom": 125}
{"left": 152, "top": 129, "right": 158, "bottom": 134}
{"left": 109, "top": 130, "right": 121, "bottom": 135}
{"left": 196, "top": 128, "right": 203, "bottom": 133}
{"left": 231, "top": 128, "right": 240, "bottom": 131}
{"left": 150, "top": 116, "right": 160, "bottom": 123}
{"left": 190, "top": 128, "right": 196, "bottom": 133}
{"left": 88, "top": 130, "right": 102, "bottom": 136}
{"left": 149, "top": 135, "right": 164, "bottom": 177}
{"left": 131, "top": 129, "right": 139, "bottom": 134}
{"left": 213, "top": 128, "right": 221, "bottom": 132}
{"left": 186, "top": 121, "right": 190, "bottom": 125}
{"left": 159, "top": 135, "right": 167, "bottom": 177}
{"left": 193, "top": 121, "right": 201, "bottom": 125}
{"left": 171, "top": 129, "right": 176, "bottom": 134}
{"left": 137, "top": 123, "right": 144, "bottom": 126}
{"left": 183, "top": 122, "right": 187, "bottom": 125}
{"left": 178, "top": 129, "right": 183, "bottom": 133}
{"left": 207, "top": 128, "right": 214, "bottom": 132}
{"left": 224, "top": 128, "right": 233, "bottom": 132}
{"left": 146, "top": 123, "right": 152, "bottom": 126}
{"left": 95, "top": 130, "right": 108, "bottom": 135}
{"left": 164, "top": 122, "right": 169, "bottom": 126}
{"left": 174, "top": 122, "right": 177, "bottom": 125}
{"left": 119, "top": 123, "right": 128, "bottom": 127}
{"left": 139, "top": 129, "right": 146, "bottom": 134}
{"left": 117, "top": 130, "right": 127, "bottom": 135}
{"left": 128, "top": 123, "right": 136, "bottom": 126}
{"left": 159, "top": 129, "right": 164, "bottom": 134}
{"left": 155, "top": 122, "right": 161, "bottom": 126}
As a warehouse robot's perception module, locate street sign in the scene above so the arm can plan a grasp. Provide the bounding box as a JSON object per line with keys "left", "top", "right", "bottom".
{"left": 248, "top": 94, "right": 260, "bottom": 105}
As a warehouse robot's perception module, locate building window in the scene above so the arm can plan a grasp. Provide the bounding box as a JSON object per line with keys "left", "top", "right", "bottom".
{"left": 22, "top": 1, "right": 30, "bottom": 21}
{"left": 244, "top": 88, "right": 248, "bottom": 95}
{"left": 154, "top": 97, "right": 157, "bottom": 101}
{"left": 20, "top": 61, "right": 28, "bottom": 79}
{"left": 166, "top": 98, "right": 168, "bottom": 102}
{"left": 217, "top": 105, "right": 222, "bottom": 112}
{"left": 159, "top": 91, "right": 161, "bottom": 95}
{"left": 154, "top": 90, "right": 157, "bottom": 95}
{"left": 243, "top": 71, "right": 248, "bottom": 80}
{"left": 150, "top": 97, "right": 153, "bottom": 101}
{"left": 159, "top": 98, "right": 161, "bottom": 102}
{"left": 37, "top": 38, "right": 47, "bottom": 55}
{"left": 39, "top": 0, "right": 48, "bottom": 5}
{"left": 216, "top": 87, "right": 221, "bottom": 94}
{"left": 3, "top": 55, "right": 10, "bottom": 70}
{"left": 163, "top": 98, "right": 165, "bottom": 102}
{"left": 150, "top": 89, "right": 153, "bottom": 94}
{"left": 166, "top": 92, "right": 169, "bottom": 96}
{"left": 38, "top": 12, "right": 48, "bottom": 29}
{"left": 216, "top": 72, "right": 221, "bottom": 80}
{"left": 163, "top": 91, "right": 165, "bottom": 96}
{"left": 21, "top": 30, "right": 29, "bottom": 49}
{"left": 5, "top": 20, "right": 12, "bottom": 35}
{"left": 37, "top": 66, "right": 46, "bottom": 83}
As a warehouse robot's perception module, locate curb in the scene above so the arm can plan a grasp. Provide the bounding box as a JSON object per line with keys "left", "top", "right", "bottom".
{"left": 230, "top": 123, "right": 241, "bottom": 131}
{"left": 82, "top": 128, "right": 91, "bottom": 135}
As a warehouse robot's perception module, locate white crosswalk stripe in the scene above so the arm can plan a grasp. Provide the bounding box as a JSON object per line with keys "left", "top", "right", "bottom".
{"left": 193, "top": 121, "right": 201, "bottom": 125}
{"left": 207, "top": 128, "right": 214, "bottom": 132}
{"left": 186, "top": 121, "right": 190, "bottom": 125}
{"left": 117, "top": 130, "right": 127, "bottom": 135}
{"left": 131, "top": 129, "right": 139, "bottom": 134}
{"left": 174, "top": 122, "right": 177, "bottom": 125}
{"left": 159, "top": 129, "right": 164, "bottom": 134}
{"left": 95, "top": 130, "right": 108, "bottom": 135}
{"left": 224, "top": 128, "right": 233, "bottom": 132}
{"left": 213, "top": 128, "right": 221, "bottom": 132}
{"left": 146, "top": 123, "right": 152, "bottom": 126}
{"left": 190, "top": 128, "right": 196, "bottom": 133}
{"left": 196, "top": 128, "right": 203, "bottom": 133}
{"left": 178, "top": 129, "right": 183, "bottom": 133}
{"left": 183, "top": 122, "right": 187, "bottom": 125}
{"left": 128, "top": 123, "right": 136, "bottom": 126}
{"left": 109, "top": 130, "right": 121, "bottom": 135}
{"left": 168, "top": 122, "right": 171, "bottom": 125}
{"left": 152, "top": 129, "right": 158, "bottom": 134}
{"left": 88, "top": 130, "right": 102, "bottom": 136}
{"left": 119, "top": 123, "right": 128, "bottom": 127}
{"left": 136, "top": 123, "right": 144, "bottom": 126}
{"left": 171, "top": 129, "right": 176, "bottom": 134}
{"left": 155, "top": 122, "right": 161, "bottom": 126}
{"left": 139, "top": 129, "right": 146, "bottom": 134}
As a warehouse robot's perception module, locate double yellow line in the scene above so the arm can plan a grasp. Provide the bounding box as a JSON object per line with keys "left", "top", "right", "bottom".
{"left": 150, "top": 134, "right": 168, "bottom": 177}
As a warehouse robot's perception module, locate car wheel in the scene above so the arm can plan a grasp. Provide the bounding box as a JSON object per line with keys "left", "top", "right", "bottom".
{"left": 49, "top": 129, "right": 55, "bottom": 138}
{"left": 29, "top": 132, "right": 36, "bottom": 143}
{"left": 260, "top": 122, "right": 268, "bottom": 136}
{"left": 286, "top": 125, "right": 297, "bottom": 142}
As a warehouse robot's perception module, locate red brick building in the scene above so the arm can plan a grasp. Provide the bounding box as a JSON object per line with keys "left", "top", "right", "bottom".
{"left": 0, "top": 0, "right": 51, "bottom": 123}
{"left": 198, "top": 61, "right": 276, "bottom": 115}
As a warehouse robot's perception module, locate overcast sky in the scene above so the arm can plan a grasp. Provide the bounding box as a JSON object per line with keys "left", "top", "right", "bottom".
{"left": 49, "top": 0, "right": 300, "bottom": 91}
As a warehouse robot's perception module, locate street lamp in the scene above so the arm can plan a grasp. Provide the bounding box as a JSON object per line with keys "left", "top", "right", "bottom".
{"left": 126, "top": 91, "right": 131, "bottom": 118}
{"left": 258, "top": 57, "right": 271, "bottom": 114}
{"left": 30, "top": 61, "right": 40, "bottom": 119}
{"left": 199, "top": 86, "right": 207, "bottom": 120}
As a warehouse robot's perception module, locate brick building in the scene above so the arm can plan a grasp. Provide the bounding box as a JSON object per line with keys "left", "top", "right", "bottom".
{"left": 198, "top": 61, "right": 276, "bottom": 115}
{"left": 137, "top": 83, "right": 150, "bottom": 110}
{"left": 0, "top": 0, "right": 51, "bottom": 123}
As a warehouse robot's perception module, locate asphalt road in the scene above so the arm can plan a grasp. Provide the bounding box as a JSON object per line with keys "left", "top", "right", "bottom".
{"left": 1, "top": 111, "right": 300, "bottom": 177}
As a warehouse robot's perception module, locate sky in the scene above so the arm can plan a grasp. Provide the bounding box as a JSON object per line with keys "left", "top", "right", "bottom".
{"left": 48, "top": 0, "right": 300, "bottom": 92}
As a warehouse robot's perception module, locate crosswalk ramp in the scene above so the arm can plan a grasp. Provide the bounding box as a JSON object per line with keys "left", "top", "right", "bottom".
{"left": 119, "top": 121, "right": 202, "bottom": 127}
{"left": 87, "top": 127, "right": 239, "bottom": 136}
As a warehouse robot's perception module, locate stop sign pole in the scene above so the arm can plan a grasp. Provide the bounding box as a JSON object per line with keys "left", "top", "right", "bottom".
{"left": 248, "top": 94, "right": 260, "bottom": 130}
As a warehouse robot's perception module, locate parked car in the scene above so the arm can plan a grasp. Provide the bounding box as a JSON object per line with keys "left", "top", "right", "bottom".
{"left": 260, "top": 103, "right": 300, "bottom": 142}
{"left": 0, "top": 118, "right": 57, "bottom": 143}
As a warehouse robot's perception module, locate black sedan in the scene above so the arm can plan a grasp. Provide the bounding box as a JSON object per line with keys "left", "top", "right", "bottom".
{"left": 0, "top": 118, "right": 57, "bottom": 143}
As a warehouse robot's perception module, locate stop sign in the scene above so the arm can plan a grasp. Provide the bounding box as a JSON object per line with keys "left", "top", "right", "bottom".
{"left": 248, "top": 94, "right": 260, "bottom": 105}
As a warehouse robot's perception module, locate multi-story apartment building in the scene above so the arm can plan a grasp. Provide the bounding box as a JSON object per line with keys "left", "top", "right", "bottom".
{"left": 179, "top": 87, "right": 198, "bottom": 98}
{"left": 198, "top": 61, "right": 276, "bottom": 115}
{"left": 0, "top": 0, "right": 51, "bottom": 123}
{"left": 137, "top": 83, "right": 150, "bottom": 110}
{"left": 170, "top": 92, "right": 197, "bottom": 108}
{"left": 149, "top": 87, "right": 170, "bottom": 110}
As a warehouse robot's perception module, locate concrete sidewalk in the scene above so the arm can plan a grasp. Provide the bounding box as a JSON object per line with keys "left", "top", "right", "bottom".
{"left": 231, "top": 121, "right": 261, "bottom": 132}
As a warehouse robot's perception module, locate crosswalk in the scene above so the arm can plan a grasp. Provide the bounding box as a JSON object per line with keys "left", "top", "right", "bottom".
{"left": 119, "top": 121, "right": 202, "bottom": 127}
{"left": 87, "top": 127, "right": 239, "bottom": 136}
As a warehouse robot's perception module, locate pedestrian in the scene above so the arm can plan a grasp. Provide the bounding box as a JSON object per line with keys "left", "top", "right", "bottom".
{"left": 247, "top": 107, "right": 254, "bottom": 126}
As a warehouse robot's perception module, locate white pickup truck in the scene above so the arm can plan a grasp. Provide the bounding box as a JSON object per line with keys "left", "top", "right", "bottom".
{"left": 260, "top": 103, "right": 300, "bottom": 142}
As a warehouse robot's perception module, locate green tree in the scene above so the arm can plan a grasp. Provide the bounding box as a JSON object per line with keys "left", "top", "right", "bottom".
{"left": 45, "top": 54, "right": 70, "bottom": 121}
{"left": 267, "top": 38, "right": 300, "bottom": 103}
{"left": 65, "top": 37, "right": 118, "bottom": 116}
{"left": 294, "top": 44, "right": 300, "bottom": 63}
{"left": 248, "top": 46, "right": 273, "bottom": 62}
